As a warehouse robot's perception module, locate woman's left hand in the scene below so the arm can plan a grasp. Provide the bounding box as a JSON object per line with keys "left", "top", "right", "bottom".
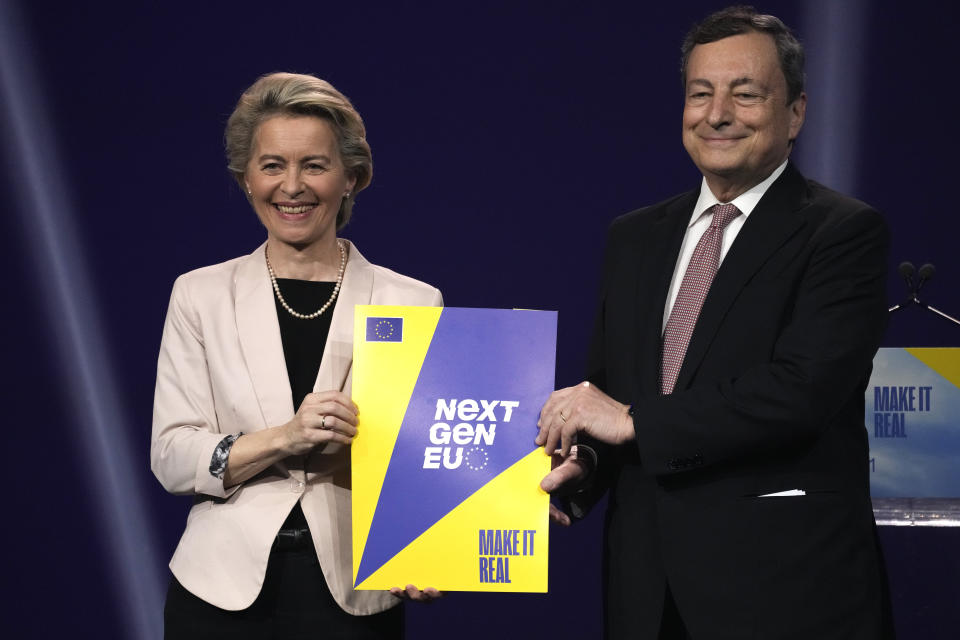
{"left": 389, "top": 585, "right": 443, "bottom": 602}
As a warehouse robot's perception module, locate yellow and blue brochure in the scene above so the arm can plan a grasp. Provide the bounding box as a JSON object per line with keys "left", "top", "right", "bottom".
{"left": 352, "top": 305, "right": 556, "bottom": 592}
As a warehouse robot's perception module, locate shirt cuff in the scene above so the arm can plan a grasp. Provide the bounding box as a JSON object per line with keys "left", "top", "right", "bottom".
{"left": 208, "top": 433, "right": 242, "bottom": 480}
{"left": 572, "top": 443, "right": 597, "bottom": 476}
{"left": 565, "top": 444, "right": 598, "bottom": 520}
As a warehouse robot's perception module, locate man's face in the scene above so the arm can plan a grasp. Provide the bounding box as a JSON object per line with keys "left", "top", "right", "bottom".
{"left": 682, "top": 31, "right": 806, "bottom": 200}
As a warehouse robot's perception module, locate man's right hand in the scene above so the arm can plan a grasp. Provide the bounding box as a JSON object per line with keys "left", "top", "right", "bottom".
{"left": 540, "top": 446, "right": 590, "bottom": 527}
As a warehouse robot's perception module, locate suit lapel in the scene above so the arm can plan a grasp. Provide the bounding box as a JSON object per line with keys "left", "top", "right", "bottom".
{"left": 674, "top": 164, "right": 810, "bottom": 390}
{"left": 234, "top": 244, "right": 294, "bottom": 430}
{"left": 314, "top": 239, "right": 374, "bottom": 394}
{"left": 635, "top": 192, "right": 698, "bottom": 393}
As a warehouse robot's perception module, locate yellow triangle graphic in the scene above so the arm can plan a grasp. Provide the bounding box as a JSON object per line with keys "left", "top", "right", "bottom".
{"left": 355, "top": 448, "right": 550, "bottom": 592}
{"left": 905, "top": 348, "right": 960, "bottom": 389}
{"left": 352, "top": 305, "right": 442, "bottom": 583}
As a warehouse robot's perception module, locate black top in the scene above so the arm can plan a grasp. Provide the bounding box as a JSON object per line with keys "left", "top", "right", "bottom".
{"left": 274, "top": 279, "right": 337, "bottom": 409}
{"left": 273, "top": 278, "right": 338, "bottom": 531}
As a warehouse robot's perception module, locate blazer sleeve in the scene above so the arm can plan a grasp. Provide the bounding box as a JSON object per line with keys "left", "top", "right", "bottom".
{"left": 150, "top": 275, "right": 241, "bottom": 498}
{"left": 563, "top": 225, "right": 624, "bottom": 516}
{"left": 633, "top": 204, "right": 889, "bottom": 476}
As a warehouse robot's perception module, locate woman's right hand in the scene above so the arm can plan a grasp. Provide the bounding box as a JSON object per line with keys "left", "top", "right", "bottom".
{"left": 281, "top": 390, "right": 359, "bottom": 456}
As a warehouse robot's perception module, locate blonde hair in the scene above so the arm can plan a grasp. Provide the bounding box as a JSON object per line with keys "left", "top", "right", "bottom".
{"left": 225, "top": 72, "right": 372, "bottom": 229}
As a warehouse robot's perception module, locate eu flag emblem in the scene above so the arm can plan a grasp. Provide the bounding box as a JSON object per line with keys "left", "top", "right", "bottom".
{"left": 366, "top": 317, "right": 403, "bottom": 342}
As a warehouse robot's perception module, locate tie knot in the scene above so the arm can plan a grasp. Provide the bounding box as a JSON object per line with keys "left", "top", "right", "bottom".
{"left": 710, "top": 203, "right": 741, "bottom": 230}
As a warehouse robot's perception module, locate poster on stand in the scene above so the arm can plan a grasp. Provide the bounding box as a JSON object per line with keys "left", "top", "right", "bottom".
{"left": 866, "top": 348, "right": 960, "bottom": 498}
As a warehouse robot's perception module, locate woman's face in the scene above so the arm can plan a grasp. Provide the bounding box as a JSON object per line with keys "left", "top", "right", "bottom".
{"left": 245, "top": 115, "right": 356, "bottom": 251}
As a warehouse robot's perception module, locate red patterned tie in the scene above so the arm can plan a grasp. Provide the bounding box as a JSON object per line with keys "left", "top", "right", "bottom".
{"left": 660, "top": 203, "right": 741, "bottom": 395}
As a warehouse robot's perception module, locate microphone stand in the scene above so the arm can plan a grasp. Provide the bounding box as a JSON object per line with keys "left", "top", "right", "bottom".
{"left": 917, "top": 301, "right": 960, "bottom": 327}
{"left": 888, "top": 262, "right": 960, "bottom": 327}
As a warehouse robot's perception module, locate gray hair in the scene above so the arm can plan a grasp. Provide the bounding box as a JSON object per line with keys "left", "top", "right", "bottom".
{"left": 681, "top": 5, "right": 806, "bottom": 105}
{"left": 225, "top": 72, "right": 372, "bottom": 229}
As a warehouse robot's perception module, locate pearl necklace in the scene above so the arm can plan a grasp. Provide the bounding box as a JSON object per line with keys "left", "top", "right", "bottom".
{"left": 265, "top": 241, "right": 346, "bottom": 320}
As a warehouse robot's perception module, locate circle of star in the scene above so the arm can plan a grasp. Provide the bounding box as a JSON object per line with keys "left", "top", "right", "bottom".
{"left": 464, "top": 446, "right": 489, "bottom": 471}
{"left": 374, "top": 320, "right": 394, "bottom": 339}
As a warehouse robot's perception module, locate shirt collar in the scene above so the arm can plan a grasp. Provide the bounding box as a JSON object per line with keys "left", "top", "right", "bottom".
{"left": 688, "top": 160, "right": 789, "bottom": 228}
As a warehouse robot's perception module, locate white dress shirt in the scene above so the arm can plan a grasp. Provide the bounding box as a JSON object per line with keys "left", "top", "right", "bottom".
{"left": 662, "top": 161, "right": 789, "bottom": 331}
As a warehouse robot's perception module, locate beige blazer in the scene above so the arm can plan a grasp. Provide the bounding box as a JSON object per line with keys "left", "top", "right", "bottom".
{"left": 151, "top": 240, "right": 442, "bottom": 613}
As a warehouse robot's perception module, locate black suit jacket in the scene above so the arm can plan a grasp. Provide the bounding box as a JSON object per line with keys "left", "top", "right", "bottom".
{"left": 585, "top": 164, "right": 890, "bottom": 639}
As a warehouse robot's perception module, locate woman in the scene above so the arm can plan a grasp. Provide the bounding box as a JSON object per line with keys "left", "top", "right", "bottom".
{"left": 151, "top": 72, "right": 441, "bottom": 638}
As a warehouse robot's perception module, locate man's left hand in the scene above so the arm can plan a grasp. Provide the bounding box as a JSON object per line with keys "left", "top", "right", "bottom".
{"left": 536, "top": 381, "right": 634, "bottom": 456}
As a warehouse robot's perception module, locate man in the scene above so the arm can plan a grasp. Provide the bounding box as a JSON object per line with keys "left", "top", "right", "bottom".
{"left": 536, "top": 7, "right": 891, "bottom": 639}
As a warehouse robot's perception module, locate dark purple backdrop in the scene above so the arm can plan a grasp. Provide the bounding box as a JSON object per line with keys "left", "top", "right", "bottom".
{"left": 2, "top": 1, "right": 957, "bottom": 638}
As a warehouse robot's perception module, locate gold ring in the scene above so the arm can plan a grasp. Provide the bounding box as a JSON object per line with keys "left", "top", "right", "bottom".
{"left": 321, "top": 415, "right": 328, "bottom": 429}
{"left": 559, "top": 410, "right": 568, "bottom": 423}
